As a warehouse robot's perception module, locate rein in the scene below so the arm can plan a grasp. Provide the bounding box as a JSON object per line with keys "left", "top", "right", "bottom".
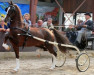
{"left": 10, "top": 20, "right": 36, "bottom": 27}
{"left": 12, "top": 27, "right": 31, "bottom": 35}
{"left": 10, "top": 20, "right": 25, "bottom": 24}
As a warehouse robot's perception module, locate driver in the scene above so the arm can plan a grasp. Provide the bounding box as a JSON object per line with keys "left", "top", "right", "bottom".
{"left": 75, "top": 12, "right": 94, "bottom": 45}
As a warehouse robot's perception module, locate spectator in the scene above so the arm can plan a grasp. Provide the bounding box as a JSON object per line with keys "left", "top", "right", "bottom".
{"left": 42, "top": 18, "right": 54, "bottom": 29}
{"left": 76, "top": 19, "right": 83, "bottom": 25}
{"left": 0, "top": 17, "right": 10, "bottom": 32}
{"left": 23, "top": 13, "right": 32, "bottom": 27}
{"left": 36, "top": 20, "right": 43, "bottom": 28}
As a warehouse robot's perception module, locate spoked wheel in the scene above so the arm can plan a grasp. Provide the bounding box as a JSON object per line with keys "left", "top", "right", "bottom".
{"left": 76, "top": 53, "right": 90, "bottom": 72}
{"left": 52, "top": 52, "right": 66, "bottom": 67}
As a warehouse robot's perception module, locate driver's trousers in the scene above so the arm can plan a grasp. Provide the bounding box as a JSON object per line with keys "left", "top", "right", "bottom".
{"left": 76, "top": 30, "right": 92, "bottom": 43}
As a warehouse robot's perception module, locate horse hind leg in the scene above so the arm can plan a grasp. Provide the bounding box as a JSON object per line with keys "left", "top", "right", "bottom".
{"left": 50, "top": 53, "right": 57, "bottom": 70}
{"left": 46, "top": 44, "right": 57, "bottom": 70}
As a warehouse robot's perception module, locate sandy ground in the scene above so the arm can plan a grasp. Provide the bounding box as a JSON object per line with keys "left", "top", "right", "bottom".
{"left": 0, "top": 52, "right": 94, "bottom": 75}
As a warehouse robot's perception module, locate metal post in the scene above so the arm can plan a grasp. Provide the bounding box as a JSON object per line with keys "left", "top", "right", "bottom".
{"left": 59, "top": 7, "right": 63, "bottom": 31}
{"left": 30, "top": 0, "right": 38, "bottom": 27}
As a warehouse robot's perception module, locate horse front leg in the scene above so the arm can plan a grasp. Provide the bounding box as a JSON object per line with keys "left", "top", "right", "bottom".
{"left": 2, "top": 32, "right": 11, "bottom": 50}
{"left": 13, "top": 46, "right": 20, "bottom": 72}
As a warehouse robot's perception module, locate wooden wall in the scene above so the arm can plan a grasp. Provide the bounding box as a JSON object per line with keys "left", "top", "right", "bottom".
{"left": 63, "top": 0, "right": 94, "bottom": 20}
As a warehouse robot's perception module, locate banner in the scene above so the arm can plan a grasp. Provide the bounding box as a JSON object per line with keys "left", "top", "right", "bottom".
{"left": 0, "top": 2, "right": 29, "bottom": 16}
{"left": 0, "top": 2, "right": 59, "bottom": 22}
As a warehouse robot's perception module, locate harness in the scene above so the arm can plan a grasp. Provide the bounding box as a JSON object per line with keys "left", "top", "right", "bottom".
{"left": 22, "top": 27, "right": 30, "bottom": 49}
{"left": 12, "top": 26, "right": 31, "bottom": 49}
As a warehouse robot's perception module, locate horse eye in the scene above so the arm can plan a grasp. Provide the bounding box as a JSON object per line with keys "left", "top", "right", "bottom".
{"left": 5, "top": 8, "right": 8, "bottom": 12}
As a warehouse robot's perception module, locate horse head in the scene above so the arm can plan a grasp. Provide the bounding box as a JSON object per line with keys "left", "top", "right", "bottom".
{"left": 4, "top": 1, "right": 16, "bottom": 23}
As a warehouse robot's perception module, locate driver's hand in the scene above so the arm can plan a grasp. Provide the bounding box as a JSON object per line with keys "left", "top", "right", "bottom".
{"left": 82, "top": 25, "right": 87, "bottom": 28}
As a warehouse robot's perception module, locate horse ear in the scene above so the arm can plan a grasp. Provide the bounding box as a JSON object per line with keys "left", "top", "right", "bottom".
{"left": 9, "top": 1, "right": 13, "bottom": 5}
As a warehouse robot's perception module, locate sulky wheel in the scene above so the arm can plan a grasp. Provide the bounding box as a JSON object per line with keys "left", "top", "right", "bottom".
{"left": 76, "top": 53, "right": 90, "bottom": 72}
{"left": 52, "top": 52, "right": 66, "bottom": 67}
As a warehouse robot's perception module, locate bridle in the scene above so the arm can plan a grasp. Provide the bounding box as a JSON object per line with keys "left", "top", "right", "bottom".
{"left": 5, "top": 5, "right": 16, "bottom": 21}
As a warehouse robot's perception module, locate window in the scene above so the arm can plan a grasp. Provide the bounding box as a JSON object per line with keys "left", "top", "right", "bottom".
{"left": 64, "top": 13, "right": 74, "bottom": 28}
{"left": 63, "top": 13, "right": 93, "bottom": 27}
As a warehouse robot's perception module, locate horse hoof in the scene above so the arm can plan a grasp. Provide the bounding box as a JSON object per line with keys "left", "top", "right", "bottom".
{"left": 10, "top": 69, "right": 18, "bottom": 73}
{"left": 7, "top": 46, "right": 11, "bottom": 51}
{"left": 37, "top": 54, "right": 41, "bottom": 58}
{"left": 50, "top": 67, "right": 55, "bottom": 70}
{"left": 2, "top": 43, "right": 11, "bottom": 51}
{"left": 5, "top": 46, "right": 11, "bottom": 51}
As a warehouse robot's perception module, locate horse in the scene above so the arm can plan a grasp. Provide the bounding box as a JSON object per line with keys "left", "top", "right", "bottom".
{"left": 3, "top": 1, "right": 70, "bottom": 72}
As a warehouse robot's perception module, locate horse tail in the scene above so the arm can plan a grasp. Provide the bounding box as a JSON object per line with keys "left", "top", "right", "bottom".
{"left": 52, "top": 29, "right": 71, "bottom": 53}
{"left": 78, "top": 33, "right": 87, "bottom": 49}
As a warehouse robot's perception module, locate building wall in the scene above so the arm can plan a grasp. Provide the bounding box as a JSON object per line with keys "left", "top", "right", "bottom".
{"left": 1, "top": 0, "right": 93, "bottom": 14}
{"left": 63, "top": 0, "right": 92, "bottom": 12}
{"left": 63, "top": 0, "right": 94, "bottom": 20}
{"left": 0, "top": 0, "right": 57, "bottom": 7}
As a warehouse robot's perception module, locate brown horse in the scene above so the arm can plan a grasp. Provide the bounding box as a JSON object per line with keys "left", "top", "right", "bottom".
{"left": 3, "top": 2, "right": 70, "bottom": 72}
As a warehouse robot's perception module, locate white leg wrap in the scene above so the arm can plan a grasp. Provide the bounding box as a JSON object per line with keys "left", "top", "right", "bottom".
{"left": 36, "top": 49, "right": 41, "bottom": 54}
{"left": 13, "top": 58, "right": 20, "bottom": 71}
{"left": 50, "top": 54, "right": 56, "bottom": 70}
{"left": 36, "top": 49, "right": 43, "bottom": 55}
{"left": 2, "top": 43, "right": 10, "bottom": 50}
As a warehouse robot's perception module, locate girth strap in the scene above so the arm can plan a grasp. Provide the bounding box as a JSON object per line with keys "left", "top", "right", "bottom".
{"left": 22, "top": 27, "right": 30, "bottom": 49}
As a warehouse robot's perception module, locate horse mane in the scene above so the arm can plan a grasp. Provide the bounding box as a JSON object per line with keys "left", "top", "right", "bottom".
{"left": 13, "top": 4, "right": 23, "bottom": 22}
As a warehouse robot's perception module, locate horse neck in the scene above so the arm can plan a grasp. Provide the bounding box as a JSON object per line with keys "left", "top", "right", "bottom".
{"left": 10, "top": 12, "right": 23, "bottom": 28}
